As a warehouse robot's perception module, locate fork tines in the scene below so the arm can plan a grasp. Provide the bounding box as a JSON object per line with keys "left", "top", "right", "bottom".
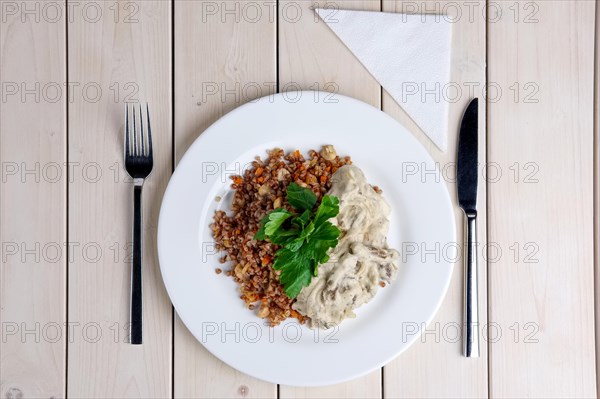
{"left": 124, "top": 103, "right": 154, "bottom": 178}
{"left": 125, "top": 103, "right": 153, "bottom": 159}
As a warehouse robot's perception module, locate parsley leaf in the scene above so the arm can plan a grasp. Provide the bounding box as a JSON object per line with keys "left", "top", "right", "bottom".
{"left": 269, "top": 229, "right": 300, "bottom": 246}
{"left": 314, "top": 195, "right": 339, "bottom": 226}
{"left": 254, "top": 183, "right": 341, "bottom": 298}
{"left": 311, "top": 220, "right": 340, "bottom": 242}
{"left": 254, "top": 208, "right": 293, "bottom": 240}
{"left": 305, "top": 222, "right": 340, "bottom": 268}
{"left": 292, "top": 209, "right": 312, "bottom": 229}
{"left": 272, "top": 248, "right": 314, "bottom": 298}
{"left": 287, "top": 182, "right": 317, "bottom": 211}
{"left": 255, "top": 220, "right": 267, "bottom": 241}
{"left": 264, "top": 209, "right": 293, "bottom": 236}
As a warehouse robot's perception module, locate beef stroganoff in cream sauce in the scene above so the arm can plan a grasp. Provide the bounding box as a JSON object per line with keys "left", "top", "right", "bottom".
{"left": 293, "top": 165, "right": 400, "bottom": 328}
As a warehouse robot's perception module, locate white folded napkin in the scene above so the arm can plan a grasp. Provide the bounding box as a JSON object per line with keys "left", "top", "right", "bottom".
{"left": 315, "top": 9, "right": 453, "bottom": 151}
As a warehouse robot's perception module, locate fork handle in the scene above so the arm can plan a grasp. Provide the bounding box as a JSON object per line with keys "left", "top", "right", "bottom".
{"left": 463, "top": 213, "right": 479, "bottom": 357}
{"left": 131, "top": 183, "right": 143, "bottom": 344}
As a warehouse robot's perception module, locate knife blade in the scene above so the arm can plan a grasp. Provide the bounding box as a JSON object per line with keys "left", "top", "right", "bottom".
{"left": 457, "top": 98, "right": 479, "bottom": 358}
{"left": 458, "top": 98, "right": 479, "bottom": 213}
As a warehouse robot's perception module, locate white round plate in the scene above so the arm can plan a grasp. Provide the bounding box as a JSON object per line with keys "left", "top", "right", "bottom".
{"left": 158, "top": 91, "right": 456, "bottom": 387}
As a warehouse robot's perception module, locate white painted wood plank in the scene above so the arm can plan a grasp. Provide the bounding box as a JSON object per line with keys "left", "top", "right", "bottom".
{"left": 173, "top": 1, "right": 277, "bottom": 397}
{"left": 67, "top": 1, "right": 172, "bottom": 397}
{"left": 279, "top": 0, "right": 381, "bottom": 107}
{"left": 489, "top": 1, "right": 596, "bottom": 397}
{"left": 278, "top": 1, "right": 382, "bottom": 397}
{"left": 381, "top": 1, "right": 488, "bottom": 397}
{"left": 0, "top": 4, "right": 66, "bottom": 398}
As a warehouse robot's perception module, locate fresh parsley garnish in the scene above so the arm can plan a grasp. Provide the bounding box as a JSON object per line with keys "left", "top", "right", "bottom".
{"left": 254, "top": 182, "right": 340, "bottom": 298}
{"left": 286, "top": 182, "right": 317, "bottom": 211}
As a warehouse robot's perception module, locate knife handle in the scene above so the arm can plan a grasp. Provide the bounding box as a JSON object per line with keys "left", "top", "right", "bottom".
{"left": 464, "top": 213, "right": 479, "bottom": 357}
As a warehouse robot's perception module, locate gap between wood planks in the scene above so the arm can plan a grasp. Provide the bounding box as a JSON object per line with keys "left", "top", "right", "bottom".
{"left": 594, "top": 0, "right": 599, "bottom": 395}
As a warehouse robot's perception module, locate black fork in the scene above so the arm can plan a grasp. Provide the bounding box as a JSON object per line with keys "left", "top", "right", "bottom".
{"left": 124, "top": 104, "right": 153, "bottom": 344}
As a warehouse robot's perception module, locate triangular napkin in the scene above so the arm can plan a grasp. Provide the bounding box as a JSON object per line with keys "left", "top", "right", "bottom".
{"left": 315, "top": 9, "right": 452, "bottom": 151}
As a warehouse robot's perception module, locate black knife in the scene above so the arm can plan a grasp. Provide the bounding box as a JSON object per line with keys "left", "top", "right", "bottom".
{"left": 457, "top": 98, "right": 479, "bottom": 358}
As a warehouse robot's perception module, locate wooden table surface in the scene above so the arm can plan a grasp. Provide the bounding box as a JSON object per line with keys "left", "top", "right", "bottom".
{"left": 0, "top": 0, "right": 597, "bottom": 398}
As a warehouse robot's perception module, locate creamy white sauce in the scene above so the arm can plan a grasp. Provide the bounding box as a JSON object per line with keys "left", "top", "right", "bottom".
{"left": 293, "top": 165, "right": 400, "bottom": 329}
